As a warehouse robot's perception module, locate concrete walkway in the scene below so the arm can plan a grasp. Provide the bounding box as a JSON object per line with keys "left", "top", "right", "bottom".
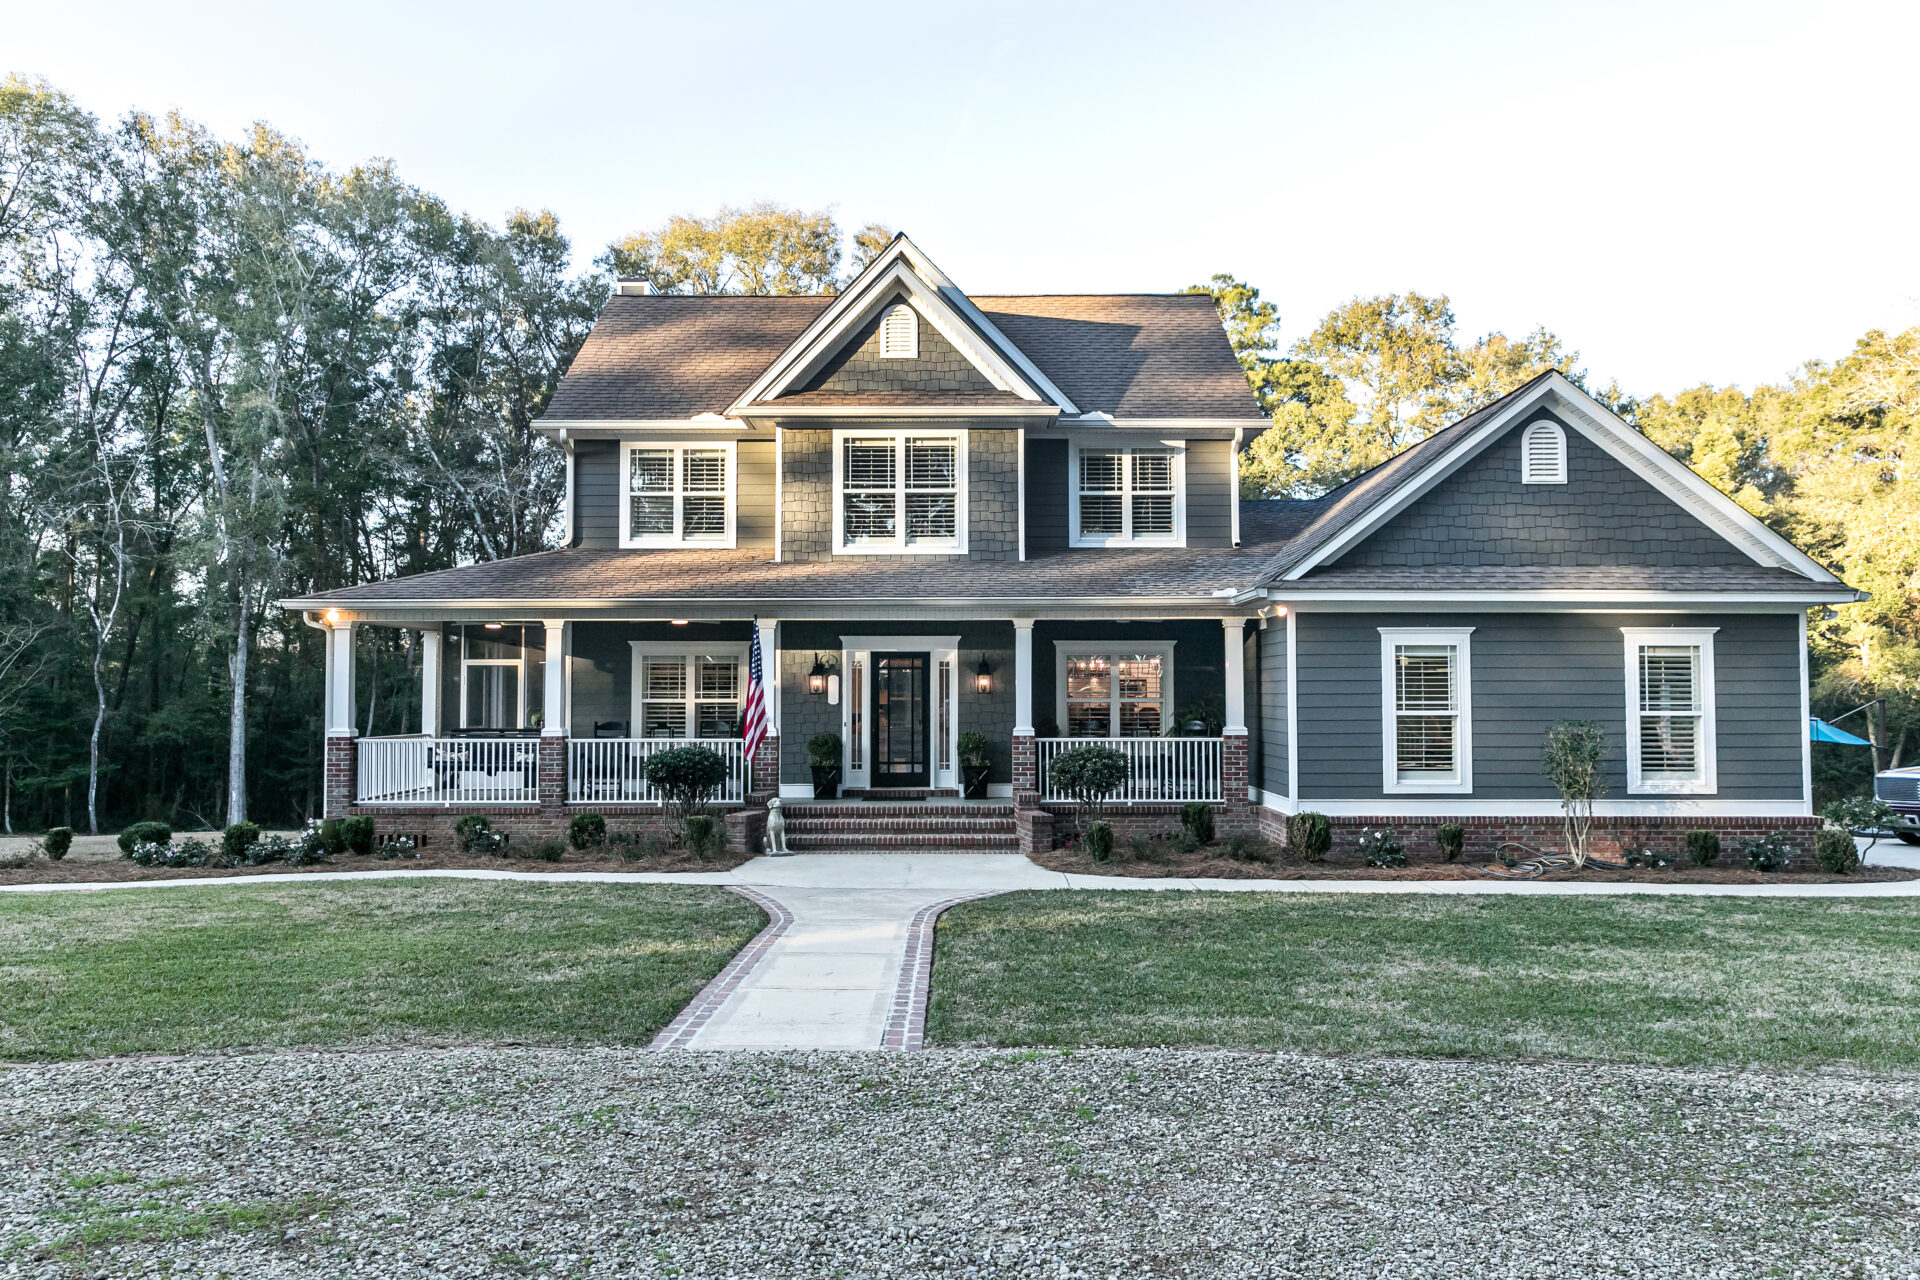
{"left": 8, "top": 851, "right": 1920, "bottom": 1052}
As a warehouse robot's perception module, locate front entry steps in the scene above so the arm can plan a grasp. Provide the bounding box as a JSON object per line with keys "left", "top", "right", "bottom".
{"left": 778, "top": 802, "right": 1017, "bottom": 855}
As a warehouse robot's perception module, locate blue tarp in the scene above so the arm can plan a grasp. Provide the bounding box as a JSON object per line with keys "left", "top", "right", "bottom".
{"left": 1811, "top": 717, "right": 1872, "bottom": 746}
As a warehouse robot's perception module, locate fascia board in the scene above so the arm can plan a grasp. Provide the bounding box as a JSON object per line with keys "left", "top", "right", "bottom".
{"left": 278, "top": 595, "right": 1253, "bottom": 621}
{"left": 536, "top": 420, "right": 755, "bottom": 435}
{"left": 1262, "top": 588, "right": 1859, "bottom": 609}
{"left": 735, "top": 404, "right": 1060, "bottom": 418}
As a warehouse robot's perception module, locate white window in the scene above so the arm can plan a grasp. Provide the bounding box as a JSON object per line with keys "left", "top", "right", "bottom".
{"left": 1378, "top": 627, "right": 1473, "bottom": 794}
{"left": 832, "top": 430, "right": 967, "bottom": 553}
{"left": 1521, "top": 420, "right": 1568, "bottom": 484}
{"left": 457, "top": 624, "right": 541, "bottom": 729}
{"left": 1623, "top": 628, "right": 1717, "bottom": 794}
{"left": 1069, "top": 442, "right": 1184, "bottom": 546}
{"left": 878, "top": 303, "right": 919, "bottom": 359}
{"left": 1054, "top": 643, "right": 1175, "bottom": 738}
{"left": 620, "top": 441, "right": 736, "bottom": 548}
{"left": 628, "top": 643, "right": 749, "bottom": 740}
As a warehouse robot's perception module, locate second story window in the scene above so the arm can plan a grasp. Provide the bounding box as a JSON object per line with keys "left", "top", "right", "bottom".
{"left": 1070, "top": 443, "right": 1183, "bottom": 547}
{"left": 834, "top": 430, "right": 966, "bottom": 553}
{"left": 621, "top": 442, "right": 735, "bottom": 548}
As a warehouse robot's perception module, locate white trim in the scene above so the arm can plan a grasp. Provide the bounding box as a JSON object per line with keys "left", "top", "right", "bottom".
{"left": 1263, "top": 590, "right": 1856, "bottom": 609}
{"left": 562, "top": 440, "right": 575, "bottom": 543}
{"left": 836, "top": 635, "right": 962, "bottom": 791}
{"left": 1067, "top": 439, "right": 1186, "bottom": 548}
{"left": 1253, "top": 794, "right": 1811, "bottom": 818}
{"left": 627, "top": 641, "right": 751, "bottom": 740}
{"left": 1799, "top": 610, "right": 1812, "bottom": 816}
{"left": 1285, "top": 610, "right": 1298, "bottom": 803}
{"left": 1015, "top": 426, "right": 1027, "bottom": 562}
{"left": 1060, "top": 416, "right": 1265, "bottom": 432}
{"left": 1379, "top": 626, "right": 1474, "bottom": 795}
{"left": 1278, "top": 374, "right": 1842, "bottom": 584}
{"left": 1053, "top": 641, "right": 1177, "bottom": 738}
{"left": 830, "top": 429, "right": 969, "bottom": 555}
{"left": 1222, "top": 619, "right": 1247, "bottom": 735}
{"left": 1622, "top": 626, "right": 1718, "bottom": 795}
{"left": 536, "top": 419, "right": 757, "bottom": 435}
{"left": 779, "top": 782, "right": 815, "bottom": 800}
{"left": 618, "top": 440, "right": 738, "bottom": 550}
{"left": 773, "top": 427, "right": 784, "bottom": 563}
{"left": 541, "top": 620, "right": 567, "bottom": 736}
{"left": 1520, "top": 419, "right": 1568, "bottom": 484}
{"left": 1230, "top": 427, "right": 1243, "bottom": 546}
{"left": 1012, "top": 619, "right": 1035, "bottom": 736}
{"left": 737, "top": 404, "right": 1061, "bottom": 419}
{"left": 457, "top": 626, "right": 529, "bottom": 731}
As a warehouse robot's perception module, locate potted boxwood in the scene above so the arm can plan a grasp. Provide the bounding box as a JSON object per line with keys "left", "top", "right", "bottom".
{"left": 807, "top": 732, "right": 843, "bottom": 799}
{"left": 958, "top": 731, "right": 992, "bottom": 799}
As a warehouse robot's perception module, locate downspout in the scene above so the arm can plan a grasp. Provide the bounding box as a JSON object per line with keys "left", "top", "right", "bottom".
{"left": 1016, "top": 424, "right": 1027, "bottom": 561}
{"left": 1231, "top": 427, "right": 1243, "bottom": 547}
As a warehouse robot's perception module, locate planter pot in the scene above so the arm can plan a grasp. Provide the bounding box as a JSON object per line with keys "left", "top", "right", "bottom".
{"left": 810, "top": 765, "right": 842, "bottom": 800}
{"left": 961, "top": 764, "right": 992, "bottom": 800}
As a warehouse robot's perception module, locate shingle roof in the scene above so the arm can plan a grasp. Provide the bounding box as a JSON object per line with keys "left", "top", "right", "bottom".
{"left": 1284, "top": 565, "right": 1841, "bottom": 592}
{"left": 538, "top": 293, "right": 1265, "bottom": 422}
{"left": 754, "top": 387, "right": 1034, "bottom": 409}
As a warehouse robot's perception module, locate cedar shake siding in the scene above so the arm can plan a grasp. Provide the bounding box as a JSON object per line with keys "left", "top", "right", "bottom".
{"left": 778, "top": 425, "right": 1020, "bottom": 563}
{"left": 795, "top": 295, "right": 1001, "bottom": 397}
{"left": 1293, "top": 611, "right": 1803, "bottom": 802}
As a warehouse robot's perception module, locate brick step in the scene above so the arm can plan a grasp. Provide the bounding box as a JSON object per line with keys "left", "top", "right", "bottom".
{"left": 781, "top": 803, "right": 1013, "bottom": 820}
{"left": 787, "top": 847, "right": 1017, "bottom": 857}
{"left": 783, "top": 817, "right": 1016, "bottom": 835}
{"left": 785, "top": 831, "right": 1018, "bottom": 851}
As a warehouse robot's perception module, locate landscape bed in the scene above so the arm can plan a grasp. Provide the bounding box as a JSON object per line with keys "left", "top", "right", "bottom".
{"left": 0, "top": 880, "right": 765, "bottom": 1060}
{"left": 927, "top": 890, "right": 1920, "bottom": 1069}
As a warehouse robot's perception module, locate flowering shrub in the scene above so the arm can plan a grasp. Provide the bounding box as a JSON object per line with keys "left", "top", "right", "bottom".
{"left": 375, "top": 834, "right": 420, "bottom": 861}
{"left": 1357, "top": 827, "right": 1406, "bottom": 868}
{"left": 130, "top": 838, "right": 218, "bottom": 868}
{"left": 1743, "top": 831, "right": 1793, "bottom": 873}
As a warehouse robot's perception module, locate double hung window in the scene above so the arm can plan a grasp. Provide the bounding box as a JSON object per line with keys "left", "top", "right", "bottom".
{"left": 834, "top": 431, "right": 965, "bottom": 552}
{"left": 1379, "top": 628, "right": 1473, "bottom": 793}
{"left": 456, "top": 625, "right": 544, "bottom": 730}
{"left": 1624, "top": 628, "right": 1716, "bottom": 793}
{"left": 630, "top": 646, "right": 747, "bottom": 740}
{"left": 621, "top": 442, "right": 734, "bottom": 547}
{"left": 1070, "top": 443, "right": 1182, "bottom": 546}
{"left": 1056, "top": 644, "right": 1173, "bottom": 737}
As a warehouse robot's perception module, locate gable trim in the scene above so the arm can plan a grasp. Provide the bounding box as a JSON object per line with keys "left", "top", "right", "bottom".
{"left": 1278, "top": 373, "right": 1841, "bottom": 584}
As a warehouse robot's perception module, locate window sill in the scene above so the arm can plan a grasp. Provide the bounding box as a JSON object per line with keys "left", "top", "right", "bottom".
{"left": 1068, "top": 536, "right": 1185, "bottom": 549}
{"left": 620, "top": 536, "right": 736, "bottom": 550}
{"left": 1383, "top": 780, "right": 1473, "bottom": 796}
{"left": 835, "top": 542, "right": 967, "bottom": 556}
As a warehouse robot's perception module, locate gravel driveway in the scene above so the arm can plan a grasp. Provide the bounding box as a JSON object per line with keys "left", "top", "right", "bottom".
{"left": 3, "top": 1048, "right": 1915, "bottom": 1278}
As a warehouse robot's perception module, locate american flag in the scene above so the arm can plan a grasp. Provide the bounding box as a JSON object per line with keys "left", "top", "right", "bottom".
{"left": 742, "top": 622, "right": 768, "bottom": 763}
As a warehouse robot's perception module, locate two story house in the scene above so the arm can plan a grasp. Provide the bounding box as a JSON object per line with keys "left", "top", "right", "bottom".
{"left": 284, "top": 235, "right": 1857, "bottom": 857}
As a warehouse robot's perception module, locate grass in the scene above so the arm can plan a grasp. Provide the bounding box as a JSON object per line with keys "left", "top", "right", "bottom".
{"left": 927, "top": 891, "right": 1920, "bottom": 1069}
{"left": 0, "top": 881, "right": 764, "bottom": 1060}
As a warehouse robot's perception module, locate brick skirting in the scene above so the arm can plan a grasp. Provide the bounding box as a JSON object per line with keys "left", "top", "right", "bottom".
{"left": 1254, "top": 808, "right": 1824, "bottom": 860}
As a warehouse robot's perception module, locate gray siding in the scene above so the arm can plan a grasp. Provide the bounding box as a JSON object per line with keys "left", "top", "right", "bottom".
{"left": 778, "top": 425, "right": 1019, "bottom": 563}
{"left": 571, "top": 439, "right": 619, "bottom": 548}
{"left": 801, "top": 294, "right": 999, "bottom": 395}
{"left": 1242, "top": 622, "right": 1261, "bottom": 790}
{"left": 737, "top": 438, "right": 774, "bottom": 549}
{"left": 567, "top": 621, "right": 753, "bottom": 734}
{"left": 1295, "top": 611, "right": 1803, "bottom": 801}
{"left": 1334, "top": 412, "right": 1753, "bottom": 569}
{"left": 1030, "top": 620, "right": 1225, "bottom": 738}
{"left": 1258, "top": 619, "right": 1288, "bottom": 797}
{"left": 1186, "top": 438, "right": 1234, "bottom": 548}
{"left": 1024, "top": 438, "right": 1069, "bottom": 553}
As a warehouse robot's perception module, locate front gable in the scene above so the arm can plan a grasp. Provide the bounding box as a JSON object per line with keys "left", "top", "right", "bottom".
{"left": 793, "top": 289, "right": 1004, "bottom": 398}
{"left": 1329, "top": 409, "right": 1756, "bottom": 570}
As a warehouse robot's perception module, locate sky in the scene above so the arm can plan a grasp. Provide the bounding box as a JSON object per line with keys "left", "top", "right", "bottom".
{"left": 9, "top": 0, "right": 1916, "bottom": 395}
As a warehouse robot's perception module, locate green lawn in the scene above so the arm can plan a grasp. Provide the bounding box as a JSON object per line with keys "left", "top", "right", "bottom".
{"left": 928, "top": 891, "right": 1920, "bottom": 1069}
{"left": 0, "top": 881, "right": 764, "bottom": 1060}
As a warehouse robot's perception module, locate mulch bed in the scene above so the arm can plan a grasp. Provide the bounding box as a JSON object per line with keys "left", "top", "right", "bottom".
{"left": 1029, "top": 844, "right": 1920, "bottom": 884}
{"left": 0, "top": 846, "right": 755, "bottom": 886}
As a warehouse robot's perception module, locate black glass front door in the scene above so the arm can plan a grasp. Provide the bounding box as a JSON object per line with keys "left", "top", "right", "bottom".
{"left": 872, "top": 653, "right": 930, "bottom": 788}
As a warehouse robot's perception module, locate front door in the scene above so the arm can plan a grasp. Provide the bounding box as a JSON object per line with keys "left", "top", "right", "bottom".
{"left": 872, "top": 652, "right": 930, "bottom": 788}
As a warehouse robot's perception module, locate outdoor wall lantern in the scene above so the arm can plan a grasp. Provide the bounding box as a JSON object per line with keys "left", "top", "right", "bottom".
{"left": 975, "top": 657, "right": 993, "bottom": 694}
{"left": 808, "top": 654, "right": 829, "bottom": 696}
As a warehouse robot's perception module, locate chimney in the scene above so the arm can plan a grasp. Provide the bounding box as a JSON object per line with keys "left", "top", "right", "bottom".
{"left": 616, "top": 278, "right": 650, "bottom": 296}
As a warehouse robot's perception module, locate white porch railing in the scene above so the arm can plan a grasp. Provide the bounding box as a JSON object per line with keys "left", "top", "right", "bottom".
{"left": 356, "top": 736, "right": 540, "bottom": 806}
{"left": 1036, "top": 736, "right": 1223, "bottom": 804}
{"left": 567, "top": 738, "right": 748, "bottom": 806}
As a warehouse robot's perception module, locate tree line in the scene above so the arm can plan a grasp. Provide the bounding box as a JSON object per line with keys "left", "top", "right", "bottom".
{"left": 2, "top": 74, "right": 1910, "bottom": 833}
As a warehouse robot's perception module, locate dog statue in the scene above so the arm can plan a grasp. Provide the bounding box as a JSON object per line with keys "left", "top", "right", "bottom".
{"left": 764, "top": 797, "right": 789, "bottom": 855}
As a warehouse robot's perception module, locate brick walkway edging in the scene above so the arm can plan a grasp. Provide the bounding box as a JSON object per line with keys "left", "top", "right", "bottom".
{"left": 882, "top": 891, "right": 1002, "bottom": 1051}
{"left": 650, "top": 886, "right": 793, "bottom": 1050}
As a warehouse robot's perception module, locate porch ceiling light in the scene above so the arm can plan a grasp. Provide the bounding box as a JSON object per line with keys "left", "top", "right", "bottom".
{"left": 808, "top": 654, "right": 829, "bottom": 696}
{"left": 323, "top": 608, "right": 341, "bottom": 624}
{"left": 483, "top": 622, "right": 503, "bottom": 630}
{"left": 670, "top": 619, "right": 689, "bottom": 626}
{"left": 975, "top": 656, "right": 992, "bottom": 694}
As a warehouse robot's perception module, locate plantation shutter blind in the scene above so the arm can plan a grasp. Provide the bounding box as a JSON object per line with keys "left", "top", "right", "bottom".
{"left": 1394, "top": 644, "right": 1458, "bottom": 781}
{"left": 1637, "top": 645, "right": 1701, "bottom": 776}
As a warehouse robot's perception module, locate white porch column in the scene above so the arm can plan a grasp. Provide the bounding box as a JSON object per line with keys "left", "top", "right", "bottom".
{"left": 326, "top": 620, "right": 357, "bottom": 735}
{"left": 542, "top": 620, "right": 566, "bottom": 736}
{"left": 420, "top": 629, "right": 441, "bottom": 737}
{"left": 757, "top": 618, "right": 781, "bottom": 734}
{"left": 1222, "top": 617, "right": 1247, "bottom": 735}
{"left": 1012, "top": 619, "right": 1035, "bottom": 735}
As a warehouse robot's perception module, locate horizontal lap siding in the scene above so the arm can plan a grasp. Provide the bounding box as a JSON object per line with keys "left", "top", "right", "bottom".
{"left": 1024, "top": 438, "right": 1068, "bottom": 554}
{"left": 737, "top": 438, "right": 774, "bottom": 549}
{"left": 1186, "top": 439, "right": 1233, "bottom": 549}
{"left": 1258, "top": 621, "right": 1287, "bottom": 797}
{"left": 1296, "top": 611, "right": 1804, "bottom": 803}
{"left": 572, "top": 440, "right": 619, "bottom": 547}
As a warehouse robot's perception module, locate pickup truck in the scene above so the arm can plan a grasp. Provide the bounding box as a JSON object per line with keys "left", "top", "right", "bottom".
{"left": 1876, "top": 766, "right": 1920, "bottom": 844}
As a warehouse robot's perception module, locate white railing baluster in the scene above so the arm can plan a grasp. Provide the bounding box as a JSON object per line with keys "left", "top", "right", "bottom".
{"left": 565, "top": 738, "right": 747, "bottom": 806}
{"left": 1034, "top": 736, "right": 1222, "bottom": 804}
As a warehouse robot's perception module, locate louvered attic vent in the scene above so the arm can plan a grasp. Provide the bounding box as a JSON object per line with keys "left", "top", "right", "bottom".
{"left": 1521, "top": 420, "right": 1568, "bottom": 484}
{"left": 879, "top": 303, "right": 918, "bottom": 359}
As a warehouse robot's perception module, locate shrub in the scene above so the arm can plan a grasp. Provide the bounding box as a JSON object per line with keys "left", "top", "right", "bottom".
{"left": 1744, "top": 831, "right": 1793, "bottom": 873}
{"left": 525, "top": 838, "right": 567, "bottom": 863}
{"left": 1227, "top": 833, "right": 1269, "bottom": 863}
{"left": 1435, "top": 823, "right": 1464, "bottom": 863}
{"left": 316, "top": 819, "right": 348, "bottom": 857}
{"left": 1814, "top": 824, "right": 1860, "bottom": 875}
{"left": 805, "top": 733, "right": 843, "bottom": 769}
{"left": 1170, "top": 829, "right": 1200, "bottom": 855}
{"left": 684, "top": 814, "right": 720, "bottom": 858}
{"left": 454, "top": 814, "right": 507, "bottom": 856}
{"left": 1358, "top": 826, "right": 1407, "bottom": 868}
{"left": 643, "top": 745, "right": 731, "bottom": 837}
{"left": 42, "top": 827, "right": 73, "bottom": 861}
{"left": 609, "top": 831, "right": 669, "bottom": 862}
{"left": 1542, "top": 719, "right": 1607, "bottom": 867}
{"left": 247, "top": 835, "right": 290, "bottom": 866}
{"left": 340, "top": 816, "right": 376, "bottom": 856}
{"left": 568, "top": 812, "right": 607, "bottom": 849}
{"left": 130, "top": 838, "right": 216, "bottom": 868}
{"left": 220, "top": 822, "right": 261, "bottom": 862}
{"left": 1823, "top": 795, "right": 1895, "bottom": 846}
{"left": 1081, "top": 819, "right": 1114, "bottom": 863}
{"left": 1047, "top": 745, "right": 1129, "bottom": 829}
{"left": 1684, "top": 829, "right": 1721, "bottom": 867}
{"left": 117, "top": 821, "right": 172, "bottom": 856}
{"left": 1180, "top": 802, "right": 1215, "bottom": 845}
{"left": 375, "top": 834, "right": 420, "bottom": 861}
{"left": 957, "top": 731, "right": 991, "bottom": 768}
{"left": 1286, "top": 811, "right": 1331, "bottom": 863}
